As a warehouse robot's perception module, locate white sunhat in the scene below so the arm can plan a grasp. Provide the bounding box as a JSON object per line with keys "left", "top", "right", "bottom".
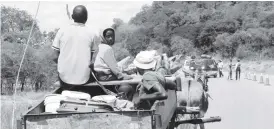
{"left": 133, "top": 50, "right": 157, "bottom": 69}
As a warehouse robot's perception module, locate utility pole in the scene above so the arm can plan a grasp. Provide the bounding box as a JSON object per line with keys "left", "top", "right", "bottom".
{"left": 66, "top": 4, "right": 71, "bottom": 20}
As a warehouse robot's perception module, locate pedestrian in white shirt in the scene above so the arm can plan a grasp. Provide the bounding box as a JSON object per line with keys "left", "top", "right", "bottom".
{"left": 228, "top": 59, "right": 233, "bottom": 80}
{"left": 235, "top": 59, "right": 241, "bottom": 80}
{"left": 52, "top": 5, "right": 97, "bottom": 89}
{"left": 218, "top": 60, "right": 224, "bottom": 77}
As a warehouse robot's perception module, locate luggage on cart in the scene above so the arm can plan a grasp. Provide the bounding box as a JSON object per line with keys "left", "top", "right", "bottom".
{"left": 61, "top": 90, "right": 91, "bottom": 100}
{"left": 44, "top": 94, "right": 67, "bottom": 113}
{"left": 57, "top": 99, "right": 114, "bottom": 113}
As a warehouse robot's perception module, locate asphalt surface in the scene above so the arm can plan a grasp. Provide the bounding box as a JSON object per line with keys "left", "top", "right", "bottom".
{"left": 204, "top": 73, "right": 274, "bottom": 129}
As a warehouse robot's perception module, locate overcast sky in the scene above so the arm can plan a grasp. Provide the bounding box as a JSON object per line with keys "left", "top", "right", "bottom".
{"left": 1, "top": 1, "right": 152, "bottom": 35}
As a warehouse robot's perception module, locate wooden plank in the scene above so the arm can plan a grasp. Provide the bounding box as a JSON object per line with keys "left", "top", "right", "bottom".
{"left": 85, "top": 77, "right": 142, "bottom": 86}
{"left": 55, "top": 76, "right": 176, "bottom": 87}
{"left": 53, "top": 76, "right": 142, "bottom": 87}
{"left": 25, "top": 111, "right": 153, "bottom": 129}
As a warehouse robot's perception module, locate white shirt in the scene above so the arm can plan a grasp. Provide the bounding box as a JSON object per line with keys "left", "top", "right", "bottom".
{"left": 218, "top": 62, "right": 223, "bottom": 68}
{"left": 52, "top": 22, "right": 96, "bottom": 84}
{"left": 94, "top": 44, "right": 113, "bottom": 74}
{"left": 94, "top": 44, "right": 123, "bottom": 79}
{"left": 235, "top": 62, "right": 241, "bottom": 70}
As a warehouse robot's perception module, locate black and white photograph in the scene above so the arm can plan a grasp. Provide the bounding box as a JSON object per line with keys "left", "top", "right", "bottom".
{"left": 1, "top": 1, "right": 274, "bottom": 129}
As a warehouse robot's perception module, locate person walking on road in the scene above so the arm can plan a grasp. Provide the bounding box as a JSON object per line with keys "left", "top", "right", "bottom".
{"left": 235, "top": 59, "right": 241, "bottom": 80}
{"left": 218, "top": 60, "right": 224, "bottom": 77}
{"left": 52, "top": 5, "right": 97, "bottom": 89}
{"left": 227, "top": 59, "right": 233, "bottom": 80}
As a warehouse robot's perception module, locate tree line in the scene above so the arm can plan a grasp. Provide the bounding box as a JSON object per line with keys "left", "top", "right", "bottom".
{"left": 111, "top": 1, "right": 274, "bottom": 60}
{"left": 1, "top": 6, "right": 59, "bottom": 94}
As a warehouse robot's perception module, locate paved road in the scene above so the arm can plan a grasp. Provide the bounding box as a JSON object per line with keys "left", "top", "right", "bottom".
{"left": 204, "top": 73, "right": 274, "bottom": 129}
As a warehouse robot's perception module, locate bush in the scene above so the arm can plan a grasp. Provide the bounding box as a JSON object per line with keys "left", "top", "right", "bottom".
{"left": 170, "top": 35, "right": 196, "bottom": 56}
{"left": 213, "top": 33, "right": 231, "bottom": 57}
{"left": 112, "top": 42, "right": 130, "bottom": 61}
{"left": 125, "top": 26, "right": 150, "bottom": 56}
{"left": 1, "top": 41, "right": 57, "bottom": 93}
{"left": 260, "top": 13, "right": 274, "bottom": 28}
{"left": 262, "top": 47, "right": 274, "bottom": 59}
{"left": 215, "top": 20, "right": 238, "bottom": 33}
{"left": 235, "top": 45, "right": 248, "bottom": 59}
{"left": 247, "top": 28, "right": 269, "bottom": 48}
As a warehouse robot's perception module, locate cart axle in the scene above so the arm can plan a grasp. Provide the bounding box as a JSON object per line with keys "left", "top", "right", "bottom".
{"left": 175, "top": 116, "right": 221, "bottom": 126}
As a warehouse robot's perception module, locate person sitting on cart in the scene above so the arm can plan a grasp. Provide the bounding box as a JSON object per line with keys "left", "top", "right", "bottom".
{"left": 93, "top": 28, "right": 133, "bottom": 100}
{"left": 52, "top": 5, "right": 97, "bottom": 89}
{"left": 133, "top": 51, "right": 176, "bottom": 109}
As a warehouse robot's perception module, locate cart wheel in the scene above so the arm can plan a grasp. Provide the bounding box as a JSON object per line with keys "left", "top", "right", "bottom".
{"left": 177, "top": 80, "right": 201, "bottom": 129}
{"left": 177, "top": 78, "right": 209, "bottom": 129}
{"left": 167, "top": 113, "right": 176, "bottom": 129}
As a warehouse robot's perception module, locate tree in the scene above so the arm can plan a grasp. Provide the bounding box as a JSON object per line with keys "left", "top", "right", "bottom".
{"left": 247, "top": 28, "right": 269, "bottom": 59}
{"left": 114, "top": 1, "right": 274, "bottom": 60}
{"left": 166, "top": 11, "right": 187, "bottom": 31}
{"left": 112, "top": 42, "right": 130, "bottom": 61}
{"left": 170, "top": 36, "right": 195, "bottom": 56}
{"left": 268, "top": 28, "right": 274, "bottom": 45}
{"left": 1, "top": 6, "right": 42, "bottom": 43}
{"left": 173, "top": 24, "right": 202, "bottom": 45}
{"left": 47, "top": 28, "right": 59, "bottom": 41}
{"left": 112, "top": 18, "right": 124, "bottom": 30}
{"left": 129, "top": 4, "right": 150, "bottom": 25}
{"left": 260, "top": 13, "right": 274, "bottom": 28}
{"left": 1, "top": 6, "right": 58, "bottom": 92}
{"left": 125, "top": 27, "right": 150, "bottom": 56}
{"left": 197, "top": 22, "right": 217, "bottom": 53}
{"left": 214, "top": 20, "right": 238, "bottom": 34}
{"left": 213, "top": 33, "right": 230, "bottom": 57}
